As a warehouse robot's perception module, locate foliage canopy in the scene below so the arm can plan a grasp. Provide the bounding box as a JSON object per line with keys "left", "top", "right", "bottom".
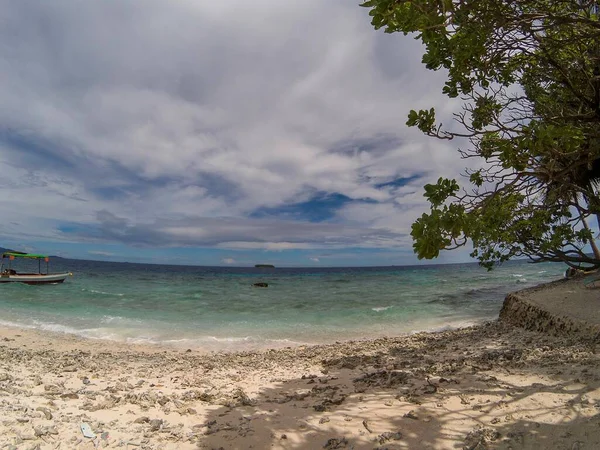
{"left": 362, "top": 0, "right": 600, "bottom": 269}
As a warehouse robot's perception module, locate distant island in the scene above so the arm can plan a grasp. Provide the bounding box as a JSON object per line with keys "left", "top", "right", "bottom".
{"left": 254, "top": 264, "right": 275, "bottom": 268}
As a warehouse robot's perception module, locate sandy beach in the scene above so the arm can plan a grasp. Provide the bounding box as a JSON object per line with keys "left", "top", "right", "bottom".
{"left": 1, "top": 277, "right": 600, "bottom": 449}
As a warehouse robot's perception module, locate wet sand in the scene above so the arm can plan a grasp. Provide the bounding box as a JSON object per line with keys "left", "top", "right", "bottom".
{"left": 1, "top": 277, "right": 599, "bottom": 449}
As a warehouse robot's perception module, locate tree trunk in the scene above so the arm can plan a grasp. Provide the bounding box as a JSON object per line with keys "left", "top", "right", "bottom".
{"left": 582, "top": 214, "right": 600, "bottom": 260}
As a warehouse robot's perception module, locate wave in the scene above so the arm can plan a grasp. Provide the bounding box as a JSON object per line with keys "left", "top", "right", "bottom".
{"left": 409, "top": 319, "right": 482, "bottom": 335}
{"left": 82, "top": 288, "right": 124, "bottom": 296}
{"left": 372, "top": 306, "right": 393, "bottom": 312}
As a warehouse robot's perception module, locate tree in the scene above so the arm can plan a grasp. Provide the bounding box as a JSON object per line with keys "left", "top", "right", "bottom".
{"left": 361, "top": 0, "right": 600, "bottom": 269}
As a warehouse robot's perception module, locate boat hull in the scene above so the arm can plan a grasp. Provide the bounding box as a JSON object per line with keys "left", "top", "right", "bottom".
{"left": 0, "top": 273, "right": 71, "bottom": 285}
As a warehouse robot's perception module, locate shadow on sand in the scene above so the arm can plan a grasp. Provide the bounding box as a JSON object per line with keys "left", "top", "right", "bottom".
{"left": 197, "top": 323, "right": 600, "bottom": 449}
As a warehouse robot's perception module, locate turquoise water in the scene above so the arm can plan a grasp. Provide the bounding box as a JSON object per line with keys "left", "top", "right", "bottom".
{"left": 0, "top": 258, "right": 565, "bottom": 351}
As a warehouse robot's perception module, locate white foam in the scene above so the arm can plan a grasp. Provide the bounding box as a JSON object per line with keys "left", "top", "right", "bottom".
{"left": 409, "top": 319, "right": 480, "bottom": 335}
{"left": 83, "top": 289, "right": 124, "bottom": 296}
{"left": 206, "top": 336, "right": 253, "bottom": 342}
{"left": 99, "top": 315, "right": 142, "bottom": 325}
{"left": 372, "top": 306, "right": 393, "bottom": 312}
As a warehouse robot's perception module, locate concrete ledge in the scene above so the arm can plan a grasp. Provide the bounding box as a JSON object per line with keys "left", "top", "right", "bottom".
{"left": 499, "top": 278, "right": 600, "bottom": 342}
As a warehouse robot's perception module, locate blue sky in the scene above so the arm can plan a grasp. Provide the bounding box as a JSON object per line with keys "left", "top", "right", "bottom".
{"left": 0, "top": 0, "right": 470, "bottom": 267}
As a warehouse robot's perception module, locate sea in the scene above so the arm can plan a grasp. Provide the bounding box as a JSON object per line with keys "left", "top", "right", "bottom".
{"left": 0, "top": 258, "right": 565, "bottom": 352}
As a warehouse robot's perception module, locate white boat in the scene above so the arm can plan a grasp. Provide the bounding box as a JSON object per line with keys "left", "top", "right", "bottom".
{"left": 0, "top": 251, "right": 72, "bottom": 285}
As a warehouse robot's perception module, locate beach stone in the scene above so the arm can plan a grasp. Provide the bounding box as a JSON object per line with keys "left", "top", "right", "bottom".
{"left": 44, "top": 384, "right": 62, "bottom": 394}
{"left": 61, "top": 392, "right": 79, "bottom": 400}
{"left": 323, "top": 437, "right": 349, "bottom": 449}
{"left": 0, "top": 372, "right": 11, "bottom": 381}
{"left": 362, "top": 419, "right": 372, "bottom": 432}
{"left": 377, "top": 432, "right": 403, "bottom": 444}
{"left": 36, "top": 407, "right": 53, "bottom": 420}
{"left": 463, "top": 427, "right": 500, "bottom": 450}
{"left": 134, "top": 416, "right": 150, "bottom": 424}
{"left": 404, "top": 410, "right": 418, "bottom": 420}
{"left": 149, "top": 418, "right": 163, "bottom": 431}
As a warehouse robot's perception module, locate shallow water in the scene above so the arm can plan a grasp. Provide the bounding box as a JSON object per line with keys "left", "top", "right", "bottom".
{"left": 0, "top": 258, "right": 564, "bottom": 351}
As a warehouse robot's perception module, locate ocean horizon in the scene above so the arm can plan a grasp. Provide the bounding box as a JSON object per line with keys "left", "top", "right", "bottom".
{"left": 0, "top": 256, "right": 565, "bottom": 352}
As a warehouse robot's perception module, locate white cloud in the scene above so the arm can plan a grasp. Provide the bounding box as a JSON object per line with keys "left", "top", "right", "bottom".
{"left": 88, "top": 251, "right": 114, "bottom": 257}
{"left": 220, "top": 257, "right": 236, "bottom": 265}
{"left": 0, "top": 0, "right": 469, "bottom": 261}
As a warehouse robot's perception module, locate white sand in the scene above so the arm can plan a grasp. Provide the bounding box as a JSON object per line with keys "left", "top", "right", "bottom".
{"left": 1, "top": 279, "right": 599, "bottom": 449}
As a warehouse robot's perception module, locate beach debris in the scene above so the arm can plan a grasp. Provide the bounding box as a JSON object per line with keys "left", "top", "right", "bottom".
{"left": 404, "top": 410, "right": 419, "bottom": 420}
{"left": 80, "top": 422, "right": 96, "bottom": 439}
{"left": 252, "top": 282, "right": 268, "bottom": 287}
{"left": 60, "top": 392, "right": 79, "bottom": 400}
{"left": 0, "top": 372, "right": 12, "bottom": 381}
{"left": 44, "top": 384, "right": 62, "bottom": 395}
{"left": 353, "top": 370, "right": 409, "bottom": 392}
{"left": 377, "top": 431, "right": 403, "bottom": 444}
{"left": 362, "top": 419, "right": 372, "bottom": 433}
{"left": 323, "top": 437, "right": 349, "bottom": 449}
{"left": 149, "top": 418, "right": 163, "bottom": 431}
{"left": 36, "top": 406, "right": 53, "bottom": 420}
{"left": 232, "top": 387, "right": 255, "bottom": 406}
{"left": 463, "top": 426, "right": 500, "bottom": 450}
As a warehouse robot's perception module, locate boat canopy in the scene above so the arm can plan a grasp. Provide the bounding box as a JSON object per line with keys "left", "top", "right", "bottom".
{"left": 2, "top": 252, "right": 50, "bottom": 260}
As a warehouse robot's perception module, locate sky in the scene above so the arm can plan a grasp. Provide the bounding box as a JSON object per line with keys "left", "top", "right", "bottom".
{"left": 0, "top": 0, "right": 472, "bottom": 267}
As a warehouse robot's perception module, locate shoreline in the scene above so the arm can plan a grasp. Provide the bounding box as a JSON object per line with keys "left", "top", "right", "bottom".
{"left": 1, "top": 278, "right": 600, "bottom": 449}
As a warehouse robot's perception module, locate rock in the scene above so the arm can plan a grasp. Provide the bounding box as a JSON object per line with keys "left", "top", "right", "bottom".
{"left": 44, "top": 384, "right": 62, "bottom": 394}
{"left": 134, "top": 416, "right": 150, "bottom": 424}
{"left": 463, "top": 427, "right": 501, "bottom": 450}
{"left": 377, "top": 432, "right": 403, "bottom": 444}
{"left": 149, "top": 418, "right": 163, "bottom": 431}
{"left": 60, "top": 392, "right": 79, "bottom": 400}
{"left": 323, "top": 437, "right": 349, "bottom": 449}
{"left": 253, "top": 282, "right": 268, "bottom": 287}
{"left": 0, "top": 372, "right": 12, "bottom": 381}
{"left": 319, "top": 417, "right": 330, "bottom": 424}
{"left": 404, "top": 410, "right": 419, "bottom": 420}
{"left": 36, "top": 406, "right": 53, "bottom": 420}
{"left": 233, "top": 388, "right": 255, "bottom": 406}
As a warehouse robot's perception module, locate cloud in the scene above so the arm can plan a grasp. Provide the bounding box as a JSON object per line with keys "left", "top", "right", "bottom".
{"left": 88, "top": 251, "right": 115, "bottom": 257}
{"left": 310, "top": 257, "right": 320, "bottom": 262}
{"left": 0, "top": 0, "right": 468, "bottom": 264}
{"left": 220, "top": 258, "right": 236, "bottom": 265}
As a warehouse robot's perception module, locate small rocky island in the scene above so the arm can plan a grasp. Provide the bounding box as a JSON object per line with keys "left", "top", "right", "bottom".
{"left": 254, "top": 264, "right": 275, "bottom": 268}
